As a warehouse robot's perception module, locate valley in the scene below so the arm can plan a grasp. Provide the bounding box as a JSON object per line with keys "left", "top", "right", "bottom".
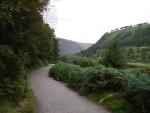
{"left": 0, "top": 0, "right": 150, "bottom": 113}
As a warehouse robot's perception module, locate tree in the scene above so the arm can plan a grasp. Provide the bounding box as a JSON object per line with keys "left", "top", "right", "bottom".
{"left": 0, "top": 0, "right": 58, "bottom": 100}
{"left": 102, "top": 40, "right": 127, "bottom": 68}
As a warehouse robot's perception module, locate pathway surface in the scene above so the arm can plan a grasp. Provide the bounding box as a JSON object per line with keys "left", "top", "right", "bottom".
{"left": 28, "top": 65, "right": 110, "bottom": 113}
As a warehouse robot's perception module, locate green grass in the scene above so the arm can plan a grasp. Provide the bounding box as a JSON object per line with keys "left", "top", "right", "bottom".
{"left": 127, "top": 62, "right": 150, "bottom": 74}
{"left": 87, "top": 92, "right": 135, "bottom": 113}
{"left": 0, "top": 89, "right": 35, "bottom": 113}
{"left": 127, "top": 62, "right": 150, "bottom": 69}
{"left": 0, "top": 102, "right": 18, "bottom": 113}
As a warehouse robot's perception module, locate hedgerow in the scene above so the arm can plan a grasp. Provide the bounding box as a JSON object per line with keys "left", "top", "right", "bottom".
{"left": 49, "top": 62, "right": 150, "bottom": 113}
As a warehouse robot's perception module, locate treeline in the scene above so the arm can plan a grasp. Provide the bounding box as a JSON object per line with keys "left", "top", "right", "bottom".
{"left": 61, "top": 40, "right": 127, "bottom": 69}
{"left": 81, "top": 23, "right": 150, "bottom": 56}
{"left": 91, "top": 46, "right": 150, "bottom": 63}
{"left": 0, "top": 0, "right": 58, "bottom": 101}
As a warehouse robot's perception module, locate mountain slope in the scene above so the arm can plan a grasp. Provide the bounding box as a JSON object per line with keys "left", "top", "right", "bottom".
{"left": 81, "top": 23, "right": 150, "bottom": 56}
{"left": 58, "top": 38, "right": 92, "bottom": 55}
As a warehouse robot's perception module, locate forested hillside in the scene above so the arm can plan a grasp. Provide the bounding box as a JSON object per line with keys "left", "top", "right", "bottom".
{"left": 58, "top": 38, "right": 92, "bottom": 55}
{"left": 0, "top": 0, "right": 58, "bottom": 112}
{"left": 81, "top": 23, "right": 150, "bottom": 56}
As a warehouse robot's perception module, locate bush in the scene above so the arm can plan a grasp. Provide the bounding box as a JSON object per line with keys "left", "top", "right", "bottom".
{"left": 0, "top": 45, "right": 26, "bottom": 100}
{"left": 49, "top": 63, "right": 126, "bottom": 93}
{"left": 66, "top": 66, "right": 83, "bottom": 90}
{"left": 104, "top": 68, "right": 125, "bottom": 90}
{"left": 59, "top": 55, "right": 97, "bottom": 67}
{"left": 49, "top": 62, "right": 81, "bottom": 79}
{"left": 0, "top": 46, "right": 21, "bottom": 78}
{"left": 49, "top": 62, "right": 70, "bottom": 81}
{"left": 49, "top": 62, "right": 150, "bottom": 113}
{"left": 80, "top": 65, "right": 106, "bottom": 94}
{"left": 125, "top": 74, "right": 150, "bottom": 113}
{"left": 79, "top": 57, "right": 96, "bottom": 67}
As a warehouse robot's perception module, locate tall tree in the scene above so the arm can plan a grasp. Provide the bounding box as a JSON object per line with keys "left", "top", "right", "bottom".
{"left": 0, "top": 0, "right": 58, "bottom": 100}
{"left": 102, "top": 40, "right": 127, "bottom": 68}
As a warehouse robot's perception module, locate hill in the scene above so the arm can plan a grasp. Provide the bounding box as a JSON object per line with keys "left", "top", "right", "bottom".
{"left": 58, "top": 38, "right": 92, "bottom": 55}
{"left": 81, "top": 23, "right": 150, "bottom": 56}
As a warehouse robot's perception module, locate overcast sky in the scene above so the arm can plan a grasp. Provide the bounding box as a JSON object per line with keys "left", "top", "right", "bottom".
{"left": 45, "top": 0, "right": 150, "bottom": 43}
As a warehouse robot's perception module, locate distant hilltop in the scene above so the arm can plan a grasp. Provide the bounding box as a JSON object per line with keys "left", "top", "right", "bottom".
{"left": 80, "top": 22, "right": 150, "bottom": 56}
{"left": 57, "top": 38, "right": 92, "bottom": 55}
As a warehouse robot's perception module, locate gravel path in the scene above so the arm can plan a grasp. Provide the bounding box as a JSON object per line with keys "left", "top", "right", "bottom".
{"left": 28, "top": 65, "right": 110, "bottom": 113}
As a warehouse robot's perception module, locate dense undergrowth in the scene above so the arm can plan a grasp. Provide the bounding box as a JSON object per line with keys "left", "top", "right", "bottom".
{"left": 49, "top": 62, "right": 150, "bottom": 113}
{"left": 0, "top": 89, "right": 35, "bottom": 113}
{"left": 59, "top": 55, "right": 97, "bottom": 67}
{"left": 0, "top": 57, "right": 49, "bottom": 113}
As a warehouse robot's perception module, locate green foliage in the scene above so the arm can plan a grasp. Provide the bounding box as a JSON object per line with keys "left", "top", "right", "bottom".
{"left": 126, "top": 46, "right": 150, "bottom": 62}
{"left": 66, "top": 66, "right": 83, "bottom": 90}
{"left": 49, "top": 62, "right": 83, "bottom": 90}
{"left": 0, "top": 0, "right": 58, "bottom": 65}
{"left": 59, "top": 55, "right": 97, "bottom": 67}
{"left": 104, "top": 68, "right": 125, "bottom": 90}
{"left": 127, "top": 62, "right": 150, "bottom": 69}
{"left": 49, "top": 63, "right": 126, "bottom": 94}
{"left": 0, "top": 46, "right": 27, "bottom": 100}
{"left": 0, "top": 45, "right": 20, "bottom": 78}
{"left": 88, "top": 92, "right": 135, "bottom": 113}
{"left": 125, "top": 74, "right": 150, "bottom": 113}
{"left": 49, "top": 62, "right": 150, "bottom": 113}
{"left": 49, "top": 62, "right": 76, "bottom": 81}
{"left": 0, "top": 89, "right": 35, "bottom": 113}
{"left": 102, "top": 93, "right": 134, "bottom": 113}
{"left": 0, "top": 0, "right": 58, "bottom": 101}
{"left": 81, "top": 23, "right": 150, "bottom": 56}
{"left": 79, "top": 57, "right": 96, "bottom": 67}
{"left": 80, "top": 65, "right": 106, "bottom": 94}
{"left": 102, "top": 40, "right": 127, "bottom": 68}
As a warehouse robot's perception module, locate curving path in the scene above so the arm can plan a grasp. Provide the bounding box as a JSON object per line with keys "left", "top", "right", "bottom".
{"left": 28, "top": 65, "right": 110, "bottom": 113}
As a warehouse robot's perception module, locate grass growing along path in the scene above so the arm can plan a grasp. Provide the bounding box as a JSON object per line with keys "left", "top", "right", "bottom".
{"left": 0, "top": 89, "right": 35, "bottom": 113}
{"left": 87, "top": 92, "right": 135, "bottom": 113}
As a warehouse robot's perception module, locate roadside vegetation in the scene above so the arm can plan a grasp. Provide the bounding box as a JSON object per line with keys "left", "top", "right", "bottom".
{"left": 50, "top": 39, "right": 150, "bottom": 113}
{"left": 0, "top": 0, "right": 58, "bottom": 112}
{"left": 1, "top": 0, "right": 150, "bottom": 112}
{"left": 49, "top": 62, "right": 150, "bottom": 113}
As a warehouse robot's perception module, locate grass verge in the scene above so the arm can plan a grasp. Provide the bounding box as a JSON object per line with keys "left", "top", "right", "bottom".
{"left": 0, "top": 89, "right": 35, "bottom": 113}
{"left": 0, "top": 62, "right": 48, "bottom": 113}
{"left": 87, "top": 92, "right": 135, "bottom": 113}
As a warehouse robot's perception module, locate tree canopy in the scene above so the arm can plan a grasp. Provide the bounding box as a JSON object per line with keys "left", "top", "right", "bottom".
{"left": 0, "top": 0, "right": 58, "bottom": 100}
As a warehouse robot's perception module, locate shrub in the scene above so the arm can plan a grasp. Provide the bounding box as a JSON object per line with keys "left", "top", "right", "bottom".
{"left": 125, "top": 74, "right": 150, "bottom": 113}
{"left": 49, "top": 62, "right": 70, "bottom": 81}
{"left": 49, "top": 63, "right": 125, "bottom": 93}
{"left": 0, "top": 46, "right": 21, "bottom": 78}
{"left": 59, "top": 55, "right": 97, "bottom": 67}
{"left": 104, "top": 68, "right": 125, "bottom": 90}
{"left": 79, "top": 65, "right": 106, "bottom": 94}
{"left": 49, "top": 62, "right": 84, "bottom": 90}
{"left": 0, "top": 45, "right": 26, "bottom": 100}
{"left": 49, "top": 62, "right": 150, "bottom": 113}
{"left": 66, "top": 66, "right": 83, "bottom": 90}
{"left": 49, "top": 62, "right": 81, "bottom": 80}
{"left": 79, "top": 57, "right": 96, "bottom": 67}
